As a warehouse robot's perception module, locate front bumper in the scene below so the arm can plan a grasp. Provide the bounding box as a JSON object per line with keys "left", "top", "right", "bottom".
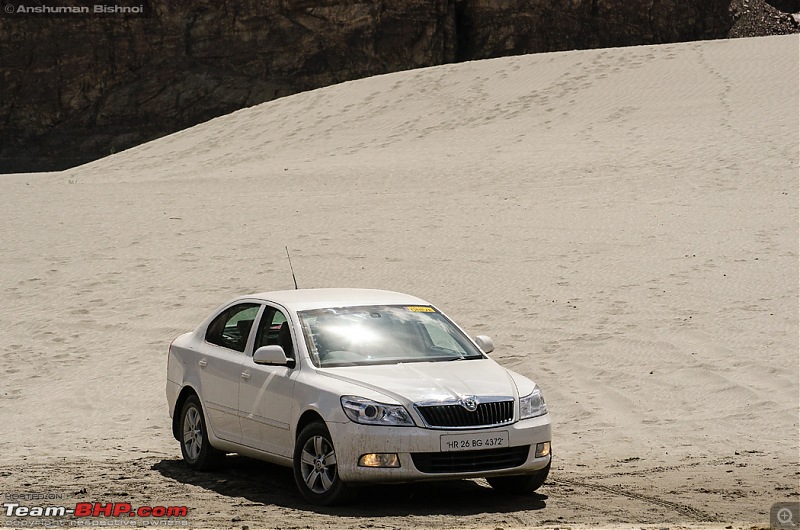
{"left": 327, "top": 413, "right": 551, "bottom": 483}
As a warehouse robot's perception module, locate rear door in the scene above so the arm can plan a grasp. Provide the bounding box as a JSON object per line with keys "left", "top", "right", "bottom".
{"left": 199, "top": 302, "right": 260, "bottom": 443}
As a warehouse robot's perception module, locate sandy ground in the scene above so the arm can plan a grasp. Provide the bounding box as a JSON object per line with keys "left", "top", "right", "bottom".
{"left": 1, "top": 35, "right": 798, "bottom": 529}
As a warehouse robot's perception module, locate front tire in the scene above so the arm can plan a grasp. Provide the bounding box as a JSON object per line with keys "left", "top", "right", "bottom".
{"left": 487, "top": 460, "right": 551, "bottom": 494}
{"left": 293, "top": 422, "right": 356, "bottom": 505}
{"left": 180, "top": 394, "right": 225, "bottom": 471}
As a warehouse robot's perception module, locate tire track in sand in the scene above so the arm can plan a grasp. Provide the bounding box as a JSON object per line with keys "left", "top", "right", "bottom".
{"left": 552, "top": 476, "right": 717, "bottom": 522}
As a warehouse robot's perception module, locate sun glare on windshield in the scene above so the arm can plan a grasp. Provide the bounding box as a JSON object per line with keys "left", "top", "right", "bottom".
{"left": 298, "top": 305, "right": 484, "bottom": 367}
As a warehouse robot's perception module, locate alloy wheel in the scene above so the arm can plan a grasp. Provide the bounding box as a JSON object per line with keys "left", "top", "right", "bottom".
{"left": 299, "top": 435, "right": 338, "bottom": 493}
{"left": 182, "top": 405, "right": 203, "bottom": 461}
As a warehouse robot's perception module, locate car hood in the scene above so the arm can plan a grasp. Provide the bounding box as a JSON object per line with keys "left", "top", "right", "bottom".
{"left": 319, "top": 359, "right": 519, "bottom": 405}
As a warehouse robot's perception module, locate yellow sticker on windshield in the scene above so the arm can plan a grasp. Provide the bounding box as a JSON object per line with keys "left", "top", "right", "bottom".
{"left": 405, "top": 306, "right": 435, "bottom": 312}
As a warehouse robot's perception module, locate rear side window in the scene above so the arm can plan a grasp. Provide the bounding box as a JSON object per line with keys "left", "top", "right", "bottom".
{"left": 205, "top": 303, "right": 260, "bottom": 352}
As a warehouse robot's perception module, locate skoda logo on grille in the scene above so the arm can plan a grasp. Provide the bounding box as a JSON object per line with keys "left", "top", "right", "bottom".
{"left": 461, "top": 396, "right": 479, "bottom": 412}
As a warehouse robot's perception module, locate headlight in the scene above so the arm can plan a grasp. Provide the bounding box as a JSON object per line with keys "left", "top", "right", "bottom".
{"left": 520, "top": 385, "right": 548, "bottom": 419}
{"left": 340, "top": 396, "right": 414, "bottom": 427}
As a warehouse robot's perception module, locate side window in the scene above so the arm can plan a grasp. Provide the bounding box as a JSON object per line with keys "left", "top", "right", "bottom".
{"left": 254, "top": 308, "right": 294, "bottom": 359}
{"left": 205, "top": 303, "right": 260, "bottom": 353}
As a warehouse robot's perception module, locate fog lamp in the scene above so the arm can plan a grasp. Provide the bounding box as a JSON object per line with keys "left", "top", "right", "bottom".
{"left": 535, "top": 442, "right": 551, "bottom": 458}
{"left": 358, "top": 453, "right": 400, "bottom": 468}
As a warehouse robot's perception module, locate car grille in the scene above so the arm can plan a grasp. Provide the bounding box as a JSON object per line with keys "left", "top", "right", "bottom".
{"left": 416, "top": 400, "right": 514, "bottom": 428}
{"left": 411, "top": 446, "right": 530, "bottom": 474}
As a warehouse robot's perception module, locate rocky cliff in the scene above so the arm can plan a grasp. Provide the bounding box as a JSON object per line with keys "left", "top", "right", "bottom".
{"left": 0, "top": 0, "right": 739, "bottom": 172}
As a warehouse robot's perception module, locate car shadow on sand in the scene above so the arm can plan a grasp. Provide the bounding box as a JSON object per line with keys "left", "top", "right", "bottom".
{"left": 152, "top": 455, "right": 547, "bottom": 516}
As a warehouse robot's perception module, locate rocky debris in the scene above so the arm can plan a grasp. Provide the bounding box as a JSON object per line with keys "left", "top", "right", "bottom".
{"left": 0, "top": 0, "right": 791, "bottom": 173}
{"left": 730, "top": 0, "right": 800, "bottom": 36}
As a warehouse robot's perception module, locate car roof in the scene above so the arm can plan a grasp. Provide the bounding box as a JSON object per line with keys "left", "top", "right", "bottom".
{"left": 245, "top": 288, "right": 431, "bottom": 312}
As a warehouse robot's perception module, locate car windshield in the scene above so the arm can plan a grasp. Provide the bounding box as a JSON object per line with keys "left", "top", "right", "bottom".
{"left": 297, "top": 305, "right": 485, "bottom": 368}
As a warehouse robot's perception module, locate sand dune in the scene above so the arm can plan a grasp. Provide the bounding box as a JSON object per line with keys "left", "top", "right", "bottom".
{"left": 1, "top": 35, "right": 797, "bottom": 527}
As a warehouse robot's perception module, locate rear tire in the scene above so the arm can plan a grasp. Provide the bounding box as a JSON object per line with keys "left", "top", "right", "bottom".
{"left": 487, "top": 460, "right": 550, "bottom": 494}
{"left": 180, "top": 394, "right": 225, "bottom": 471}
{"left": 293, "top": 422, "right": 356, "bottom": 505}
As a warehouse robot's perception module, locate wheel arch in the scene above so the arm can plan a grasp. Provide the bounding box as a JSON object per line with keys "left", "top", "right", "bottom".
{"left": 172, "top": 385, "right": 200, "bottom": 441}
{"left": 295, "top": 409, "right": 325, "bottom": 441}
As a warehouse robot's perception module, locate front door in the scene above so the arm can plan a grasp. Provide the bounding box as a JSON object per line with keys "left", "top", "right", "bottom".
{"left": 239, "top": 306, "right": 297, "bottom": 457}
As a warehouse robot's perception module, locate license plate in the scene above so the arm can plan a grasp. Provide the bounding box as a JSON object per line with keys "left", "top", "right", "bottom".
{"left": 440, "top": 431, "right": 509, "bottom": 452}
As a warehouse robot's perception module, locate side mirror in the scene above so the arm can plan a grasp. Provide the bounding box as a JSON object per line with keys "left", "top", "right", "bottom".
{"left": 474, "top": 335, "right": 495, "bottom": 354}
{"left": 253, "top": 345, "right": 291, "bottom": 366}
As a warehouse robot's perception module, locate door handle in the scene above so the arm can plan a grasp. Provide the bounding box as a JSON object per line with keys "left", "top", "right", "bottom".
{"left": 241, "top": 371, "right": 251, "bottom": 380}
{"left": 198, "top": 359, "right": 208, "bottom": 368}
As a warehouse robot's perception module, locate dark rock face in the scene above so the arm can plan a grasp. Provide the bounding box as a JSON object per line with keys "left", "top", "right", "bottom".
{"left": 455, "top": 0, "right": 734, "bottom": 60}
{"left": 0, "top": 0, "right": 739, "bottom": 173}
{"left": 0, "top": 0, "right": 457, "bottom": 172}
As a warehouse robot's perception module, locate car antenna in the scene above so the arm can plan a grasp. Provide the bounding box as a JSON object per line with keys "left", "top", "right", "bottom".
{"left": 285, "top": 246, "right": 299, "bottom": 290}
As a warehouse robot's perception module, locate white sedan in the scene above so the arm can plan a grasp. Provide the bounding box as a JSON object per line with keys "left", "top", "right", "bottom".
{"left": 166, "top": 288, "right": 552, "bottom": 505}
